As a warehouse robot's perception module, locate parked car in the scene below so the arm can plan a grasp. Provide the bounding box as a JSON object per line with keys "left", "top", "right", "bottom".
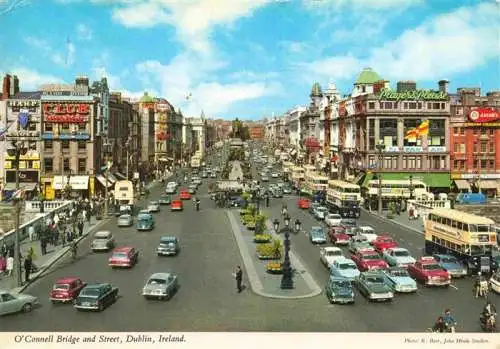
{"left": 432, "top": 254, "right": 467, "bottom": 278}
{"left": 91, "top": 231, "right": 115, "bottom": 252}
{"left": 142, "top": 273, "right": 179, "bottom": 300}
{"left": 147, "top": 201, "right": 161, "bottom": 213}
{"left": 330, "top": 258, "right": 360, "bottom": 281}
{"left": 407, "top": 257, "right": 451, "bottom": 286}
{"left": 117, "top": 214, "right": 133, "bottom": 227}
{"left": 157, "top": 236, "right": 180, "bottom": 256}
{"left": 297, "top": 198, "right": 311, "bottom": 209}
{"left": 371, "top": 235, "right": 398, "bottom": 253}
{"left": 261, "top": 176, "right": 269, "bottom": 182}
{"left": 325, "top": 213, "right": 343, "bottom": 227}
{"left": 351, "top": 250, "right": 389, "bottom": 272}
{"left": 313, "top": 206, "right": 329, "bottom": 220}
{"left": 319, "top": 247, "right": 344, "bottom": 269}
{"left": 73, "top": 283, "right": 118, "bottom": 312}
{"left": 356, "top": 271, "right": 394, "bottom": 302}
{"left": 0, "top": 290, "right": 38, "bottom": 315}
{"left": 188, "top": 185, "right": 197, "bottom": 194}
{"left": 171, "top": 199, "right": 184, "bottom": 211}
{"left": 382, "top": 247, "right": 416, "bottom": 268}
{"left": 382, "top": 267, "right": 418, "bottom": 293}
{"left": 325, "top": 277, "right": 355, "bottom": 304}
{"left": 136, "top": 213, "right": 155, "bottom": 231}
{"left": 329, "top": 227, "right": 350, "bottom": 246}
{"left": 282, "top": 186, "right": 292, "bottom": 194}
{"left": 310, "top": 226, "right": 327, "bottom": 244}
{"left": 179, "top": 190, "right": 191, "bottom": 200}
{"left": 108, "top": 246, "right": 139, "bottom": 268}
{"left": 49, "top": 277, "right": 86, "bottom": 304}
{"left": 159, "top": 195, "right": 172, "bottom": 205}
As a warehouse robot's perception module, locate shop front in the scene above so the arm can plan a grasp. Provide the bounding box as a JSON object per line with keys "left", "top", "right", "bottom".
{"left": 53, "top": 175, "right": 90, "bottom": 199}
{"left": 361, "top": 172, "right": 451, "bottom": 191}
{"left": 95, "top": 173, "right": 117, "bottom": 197}
{"left": 451, "top": 173, "right": 500, "bottom": 198}
{"left": 2, "top": 169, "right": 39, "bottom": 199}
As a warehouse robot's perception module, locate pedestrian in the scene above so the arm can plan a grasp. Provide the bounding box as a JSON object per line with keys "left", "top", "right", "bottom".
{"left": 1, "top": 241, "right": 7, "bottom": 258}
{"left": 6, "top": 254, "right": 13, "bottom": 276}
{"left": 234, "top": 265, "right": 243, "bottom": 293}
{"left": 78, "top": 220, "right": 84, "bottom": 237}
{"left": 24, "top": 256, "right": 32, "bottom": 283}
{"left": 60, "top": 229, "right": 66, "bottom": 246}
{"left": 28, "top": 225, "right": 35, "bottom": 241}
{"left": 66, "top": 228, "right": 73, "bottom": 243}
{"left": 40, "top": 237, "right": 47, "bottom": 256}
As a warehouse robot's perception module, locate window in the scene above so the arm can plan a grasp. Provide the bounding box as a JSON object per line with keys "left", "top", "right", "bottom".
{"left": 453, "top": 127, "right": 458, "bottom": 135}
{"left": 473, "top": 143, "right": 478, "bottom": 153}
{"left": 417, "top": 102, "right": 422, "bottom": 109}
{"left": 403, "top": 119, "right": 422, "bottom": 146}
{"left": 28, "top": 141, "right": 37, "bottom": 150}
{"left": 44, "top": 123, "right": 53, "bottom": 132}
{"left": 489, "top": 160, "right": 495, "bottom": 169}
{"left": 362, "top": 86, "right": 366, "bottom": 93}
{"left": 368, "top": 119, "right": 375, "bottom": 150}
{"left": 453, "top": 160, "right": 459, "bottom": 169}
{"left": 62, "top": 140, "right": 70, "bottom": 149}
{"left": 63, "top": 159, "right": 70, "bottom": 172}
{"left": 433, "top": 103, "right": 441, "bottom": 109}
{"left": 368, "top": 156, "right": 376, "bottom": 168}
{"left": 432, "top": 156, "right": 440, "bottom": 169}
{"left": 405, "top": 156, "right": 416, "bottom": 169}
{"left": 403, "top": 102, "right": 408, "bottom": 109}
{"left": 384, "top": 102, "right": 393, "bottom": 109}
{"left": 383, "top": 157, "right": 392, "bottom": 169}
{"left": 44, "top": 140, "right": 53, "bottom": 150}
{"left": 78, "top": 158, "right": 86, "bottom": 173}
{"left": 481, "top": 142, "right": 487, "bottom": 153}
{"left": 368, "top": 102, "right": 375, "bottom": 109}
{"left": 409, "top": 102, "right": 417, "bottom": 109}
{"left": 62, "top": 123, "right": 70, "bottom": 131}
{"left": 490, "top": 143, "right": 495, "bottom": 153}
{"left": 490, "top": 129, "right": 495, "bottom": 135}
{"left": 459, "top": 143, "right": 465, "bottom": 153}
{"left": 481, "top": 128, "right": 487, "bottom": 135}
{"left": 78, "top": 123, "right": 86, "bottom": 131}
{"left": 460, "top": 128, "right": 465, "bottom": 135}
{"left": 441, "top": 103, "right": 446, "bottom": 109}
{"left": 474, "top": 159, "right": 479, "bottom": 169}
{"left": 28, "top": 122, "right": 37, "bottom": 131}
{"left": 427, "top": 103, "right": 432, "bottom": 109}
{"left": 454, "top": 143, "right": 459, "bottom": 153}
{"left": 44, "top": 158, "right": 53, "bottom": 172}
{"left": 416, "top": 156, "right": 422, "bottom": 169}
{"left": 380, "top": 119, "right": 397, "bottom": 129}
{"left": 78, "top": 141, "right": 86, "bottom": 150}
{"left": 481, "top": 159, "right": 487, "bottom": 169}
{"left": 430, "top": 136, "right": 445, "bottom": 146}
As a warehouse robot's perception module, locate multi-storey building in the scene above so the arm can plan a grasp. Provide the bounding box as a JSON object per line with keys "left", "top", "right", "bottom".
{"left": 243, "top": 121, "right": 265, "bottom": 140}
{"left": 449, "top": 88, "right": 500, "bottom": 196}
{"left": 182, "top": 119, "right": 195, "bottom": 165}
{"left": 137, "top": 94, "right": 156, "bottom": 175}
{"left": 339, "top": 68, "right": 452, "bottom": 192}
{"left": 108, "top": 92, "right": 133, "bottom": 179}
{"left": 284, "top": 106, "right": 306, "bottom": 152}
{"left": 185, "top": 115, "right": 208, "bottom": 157}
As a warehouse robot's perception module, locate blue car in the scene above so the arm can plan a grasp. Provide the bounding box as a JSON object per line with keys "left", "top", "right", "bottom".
{"left": 382, "top": 267, "right": 418, "bottom": 293}
{"left": 136, "top": 213, "right": 155, "bottom": 231}
{"left": 310, "top": 226, "right": 327, "bottom": 244}
{"left": 433, "top": 254, "right": 467, "bottom": 278}
{"left": 330, "top": 258, "right": 360, "bottom": 281}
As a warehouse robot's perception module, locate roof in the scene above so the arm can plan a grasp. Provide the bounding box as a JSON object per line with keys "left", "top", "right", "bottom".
{"left": 140, "top": 92, "right": 155, "bottom": 103}
{"left": 324, "top": 246, "right": 341, "bottom": 251}
{"left": 328, "top": 180, "right": 360, "bottom": 189}
{"left": 310, "top": 82, "right": 322, "bottom": 97}
{"left": 113, "top": 246, "right": 133, "bottom": 252}
{"left": 10, "top": 91, "right": 41, "bottom": 100}
{"left": 355, "top": 67, "right": 382, "bottom": 85}
{"left": 55, "top": 276, "right": 80, "bottom": 284}
{"left": 431, "top": 208, "right": 495, "bottom": 225}
{"left": 84, "top": 283, "right": 108, "bottom": 289}
{"left": 149, "top": 273, "right": 172, "bottom": 279}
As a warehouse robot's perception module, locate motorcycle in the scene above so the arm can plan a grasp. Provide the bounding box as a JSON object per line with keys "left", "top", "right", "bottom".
{"left": 480, "top": 313, "right": 497, "bottom": 332}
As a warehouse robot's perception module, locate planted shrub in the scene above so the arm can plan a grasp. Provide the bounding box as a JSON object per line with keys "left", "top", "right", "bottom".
{"left": 266, "top": 261, "right": 283, "bottom": 274}
{"left": 256, "top": 239, "right": 283, "bottom": 260}
{"left": 253, "top": 234, "right": 272, "bottom": 243}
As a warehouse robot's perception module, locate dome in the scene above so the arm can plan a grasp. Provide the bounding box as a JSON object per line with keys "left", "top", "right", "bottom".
{"left": 310, "top": 82, "right": 323, "bottom": 97}
{"left": 355, "top": 68, "right": 382, "bottom": 85}
{"left": 140, "top": 92, "right": 155, "bottom": 103}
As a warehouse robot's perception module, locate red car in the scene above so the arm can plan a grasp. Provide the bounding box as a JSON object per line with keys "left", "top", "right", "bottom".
{"left": 171, "top": 199, "right": 183, "bottom": 211}
{"left": 49, "top": 277, "right": 86, "bottom": 304}
{"left": 329, "top": 227, "right": 350, "bottom": 245}
{"left": 371, "top": 234, "right": 398, "bottom": 252}
{"left": 179, "top": 190, "right": 191, "bottom": 200}
{"left": 108, "top": 246, "right": 139, "bottom": 268}
{"left": 351, "top": 250, "right": 389, "bottom": 271}
{"left": 407, "top": 256, "right": 451, "bottom": 286}
{"left": 297, "top": 198, "right": 310, "bottom": 209}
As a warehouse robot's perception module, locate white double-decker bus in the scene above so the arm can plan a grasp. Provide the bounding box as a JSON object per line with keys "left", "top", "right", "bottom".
{"left": 366, "top": 179, "right": 428, "bottom": 199}
{"left": 301, "top": 172, "right": 329, "bottom": 197}
{"left": 290, "top": 166, "right": 306, "bottom": 189}
{"left": 326, "top": 180, "right": 361, "bottom": 218}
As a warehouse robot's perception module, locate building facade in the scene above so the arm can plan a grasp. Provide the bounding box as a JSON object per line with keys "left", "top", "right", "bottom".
{"left": 243, "top": 121, "right": 265, "bottom": 140}
{"left": 449, "top": 88, "right": 500, "bottom": 196}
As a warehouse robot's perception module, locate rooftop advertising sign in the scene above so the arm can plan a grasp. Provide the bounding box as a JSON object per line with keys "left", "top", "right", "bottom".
{"left": 378, "top": 88, "right": 448, "bottom": 101}
{"left": 468, "top": 108, "right": 500, "bottom": 123}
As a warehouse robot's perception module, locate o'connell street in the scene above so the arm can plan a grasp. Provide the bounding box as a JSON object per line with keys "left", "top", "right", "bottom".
{"left": 0, "top": 0, "right": 499, "bottom": 336}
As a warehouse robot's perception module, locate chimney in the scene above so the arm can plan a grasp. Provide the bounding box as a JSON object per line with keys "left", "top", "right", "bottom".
{"left": 2, "top": 74, "right": 11, "bottom": 100}
{"left": 438, "top": 80, "right": 449, "bottom": 94}
{"left": 396, "top": 81, "right": 417, "bottom": 93}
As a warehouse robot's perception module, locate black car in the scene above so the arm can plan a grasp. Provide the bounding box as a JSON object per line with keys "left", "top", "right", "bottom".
{"left": 73, "top": 283, "right": 118, "bottom": 312}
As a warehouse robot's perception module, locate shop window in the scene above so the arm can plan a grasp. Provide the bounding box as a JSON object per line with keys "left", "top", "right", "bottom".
{"left": 62, "top": 140, "right": 70, "bottom": 149}
{"left": 44, "top": 124, "right": 53, "bottom": 132}
{"left": 416, "top": 156, "right": 422, "bottom": 169}
{"left": 78, "top": 158, "right": 86, "bottom": 173}
{"left": 63, "top": 159, "right": 70, "bottom": 172}
{"left": 454, "top": 143, "right": 459, "bottom": 153}
{"left": 78, "top": 141, "right": 86, "bottom": 150}
{"left": 481, "top": 128, "right": 487, "bottom": 135}
{"left": 44, "top": 158, "right": 53, "bottom": 172}
{"left": 409, "top": 102, "right": 417, "bottom": 109}
{"left": 44, "top": 140, "right": 53, "bottom": 150}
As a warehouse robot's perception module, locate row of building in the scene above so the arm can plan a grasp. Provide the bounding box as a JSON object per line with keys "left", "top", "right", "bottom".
{"left": 264, "top": 68, "right": 500, "bottom": 196}
{"left": 0, "top": 74, "right": 215, "bottom": 200}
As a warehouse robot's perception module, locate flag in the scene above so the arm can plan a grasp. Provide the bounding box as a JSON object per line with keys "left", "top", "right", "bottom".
{"left": 404, "top": 128, "right": 418, "bottom": 139}
{"left": 417, "top": 120, "right": 429, "bottom": 137}
{"left": 12, "top": 188, "right": 25, "bottom": 200}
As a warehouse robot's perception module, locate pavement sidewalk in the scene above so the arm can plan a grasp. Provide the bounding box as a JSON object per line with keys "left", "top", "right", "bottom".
{"left": 361, "top": 207, "right": 424, "bottom": 234}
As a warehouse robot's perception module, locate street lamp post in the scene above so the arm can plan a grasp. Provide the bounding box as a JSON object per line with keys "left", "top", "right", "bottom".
{"left": 279, "top": 214, "right": 294, "bottom": 289}
{"left": 375, "top": 140, "right": 386, "bottom": 215}
{"left": 103, "top": 142, "right": 111, "bottom": 217}
{"left": 7, "top": 141, "right": 28, "bottom": 287}
{"left": 409, "top": 174, "right": 414, "bottom": 200}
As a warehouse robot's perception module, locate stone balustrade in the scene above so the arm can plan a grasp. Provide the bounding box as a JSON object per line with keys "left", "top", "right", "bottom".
{"left": 24, "top": 200, "right": 72, "bottom": 213}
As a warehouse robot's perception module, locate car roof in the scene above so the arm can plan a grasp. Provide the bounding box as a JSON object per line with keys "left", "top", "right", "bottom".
{"left": 94, "top": 231, "right": 111, "bottom": 237}
{"left": 323, "top": 246, "right": 341, "bottom": 252}
{"left": 330, "top": 276, "right": 350, "bottom": 282}
{"left": 160, "top": 236, "right": 177, "bottom": 242}
{"left": 149, "top": 273, "right": 173, "bottom": 279}
{"left": 84, "top": 283, "right": 109, "bottom": 289}
{"left": 118, "top": 214, "right": 131, "bottom": 218}
{"left": 113, "top": 246, "right": 133, "bottom": 252}
{"left": 55, "top": 276, "right": 80, "bottom": 284}
{"left": 361, "top": 271, "right": 384, "bottom": 276}
{"left": 389, "top": 247, "right": 407, "bottom": 251}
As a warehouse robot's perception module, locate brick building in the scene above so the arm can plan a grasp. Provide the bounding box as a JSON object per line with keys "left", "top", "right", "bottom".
{"left": 244, "top": 122, "right": 265, "bottom": 140}
{"left": 449, "top": 88, "right": 500, "bottom": 196}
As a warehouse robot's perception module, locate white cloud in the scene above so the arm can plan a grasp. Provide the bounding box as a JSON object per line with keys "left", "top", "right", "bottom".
{"left": 23, "top": 36, "right": 48, "bottom": 50}
{"left": 23, "top": 35, "right": 75, "bottom": 67}
{"left": 76, "top": 23, "right": 93, "bottom": 40}
{"left": 303, "top": 0, "right": 422, "bottom": 10}
{"left": 9, "top": 68, "right": 64, "bottom": 90}
{"left": 300, "top": 2, "right": 499, "bottom": 83}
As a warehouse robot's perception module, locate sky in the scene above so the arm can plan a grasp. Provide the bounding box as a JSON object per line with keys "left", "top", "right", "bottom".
{"left": 0, "top": 0, "right": 498, "bottom": 120}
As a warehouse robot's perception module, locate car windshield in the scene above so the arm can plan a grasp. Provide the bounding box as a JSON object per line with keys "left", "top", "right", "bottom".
{"left": 339, "top": 263, "right": 357, "bottom": 270}
{"left": 390, "top": 269, "right": 410, "bottom": 277}
{"left": 326, "top": 250, "right": 342, "bottom": 256}
{"left": 362, "top": 254, "right": 380, "bottom": 260}
{"left": 423, "top": 263, "right": 442, "bottom": 270}
{"left": 161, "top": 238, "right": 175, "bottom": 243}
{"left": 138, "top": 214, "right": 151, "bottom": 220}
{"left": 53, "top": 284, "right": 70, "bottom": 290}
{"left": 441, "top": 257, "right": 457, "bottom": 263}
{"left": 317, "top": 207, "right": 327, "bottom": 212}
{"left": 366, "top": 277, "right": 384, "bottom": 283}
{"left": 148, "top": 278, "right": 167, "bottom": 285}
{"left": 112, "top": 252, "right": 128, "bottom": 259}
{"left": 394, "top": 250, "right": 409, "bottom": 257}
{"left": 334, "top": 280, "right": 351, "bottom": 288}
{"left": 94, "top": 235, "right": 109, "bottom": 240}
{"left": 312, "top": 230, "right": 324, "bottom": 236}
{"left": 80, "top": 289, "right": 101, "bottom": 297}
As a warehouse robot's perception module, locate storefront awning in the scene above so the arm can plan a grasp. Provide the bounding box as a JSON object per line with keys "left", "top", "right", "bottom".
{"left": 361, "top": 172, "right": 451, "bottom": 188}
{"left": 114, "top": 172, "right": 127, "bottom": 180}
{"left": 478, "top": 180, "right": 498, "bottom": 189}
{"left": 53, "top": 176, "right": 89, "bottom": 190}
{"left": 3, "top": 182, "right": 37, "bottom": 191}
{"left": 96, "top": 175, "right": 114, "bottom": 188}
{"left": 454, "top": 180, "right": 471, "bottom": 190}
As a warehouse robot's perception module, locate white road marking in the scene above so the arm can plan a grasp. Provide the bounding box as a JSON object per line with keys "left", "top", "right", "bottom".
{"left": 449, "top": 284, "right": 458, "bottom": 290}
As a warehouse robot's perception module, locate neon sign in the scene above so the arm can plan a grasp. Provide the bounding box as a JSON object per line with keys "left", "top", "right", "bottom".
{"left": 378, "top": 88, "right": 448, "bottom": 101}
{"left": 43, "top": 103, "right": 90, "bottom": 123}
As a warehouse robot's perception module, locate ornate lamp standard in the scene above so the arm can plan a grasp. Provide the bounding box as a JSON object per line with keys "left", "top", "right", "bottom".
{"left": 273, "top": 214, "right": 294, "bottom": 289}
{"left": 6, "top": 141, "right": 28, "bottom": 287}
{"left": 409, "top": 174, "right": 415, "bottom": 200}
{"left": 375, "top": 140, "right": 386, "bottom": 215}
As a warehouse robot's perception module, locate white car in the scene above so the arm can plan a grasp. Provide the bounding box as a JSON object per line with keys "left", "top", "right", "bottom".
{"left": 313, "top": 206, "right": 329, "bottom": 220}
{"left": 147, "top": 201, "right": 160, "bottom": 212}
{"left": 319, "top": 247, "right": 345, "bottom": 269}
{"left": 0, "top": 290, "right": 39, "bottom": 315}
{"left": 358, "top": 226, "right": 377, "bottom": 243}
{"left": 325, "top": 213, "right": 343, "bottom": 227}
{"left": 271, "top": 172, "right": 279, "bottom": 178}
{"left": 489, "top": 271, "right": 500, "bottom": 294}
{"left": 261, "top": 176, "right": 269, "bottom": 182}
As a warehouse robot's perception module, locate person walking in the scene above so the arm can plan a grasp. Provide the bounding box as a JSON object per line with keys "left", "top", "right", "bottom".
{"left": 6, "top": 254, "right": 13, "bottom": 276}
{"left": 1, "top": 242, "right": 7, "bottom": 258}
{"left": 24, "top": 256, "right": 32, "bottom": 284}
{"left": 28, "top": 225, "right": 35, "bottom": 241}
{"left": 77, "top": 219, "right": 84, "bottom": 237}
{"left": 234, "top": 265, "right": 243, "bottom": 293}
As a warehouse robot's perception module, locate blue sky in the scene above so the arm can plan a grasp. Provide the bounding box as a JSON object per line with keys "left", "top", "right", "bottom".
{"left": 1, "top": 0, "right": 498, "bottom": 120}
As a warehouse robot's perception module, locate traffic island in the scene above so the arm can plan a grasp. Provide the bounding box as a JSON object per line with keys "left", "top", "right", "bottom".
{"left": 227, "top": 210, "right": 322, "bottom": 299}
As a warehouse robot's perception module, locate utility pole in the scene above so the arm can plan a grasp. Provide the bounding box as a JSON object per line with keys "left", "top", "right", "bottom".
{"left": 376, "top": 141, "right": 385, "bottom": 216}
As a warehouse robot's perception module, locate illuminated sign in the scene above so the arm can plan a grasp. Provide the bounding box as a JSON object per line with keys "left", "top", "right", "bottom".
{"left": 378, "top": 88, "right": 448, "bottom": 101}
{"left": 142, "top": 102, "right": 155, "bottom": 110}
{"left": 43, "top": 103, "right": 90, "bottom": 123}
{"left": 403, "top": 146, "right": 423, "bottom": 153}
{"left": 5, "top": 170, "right": 39, "bottom": 183}
{"left": 468, "top": 108, "right": 500, "bottom": 123}
{"left": 428, "top": 146, "right": 446, "bottom": 152}
{"left": 464, "top": 122, "right": 500, "bottom": 127}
